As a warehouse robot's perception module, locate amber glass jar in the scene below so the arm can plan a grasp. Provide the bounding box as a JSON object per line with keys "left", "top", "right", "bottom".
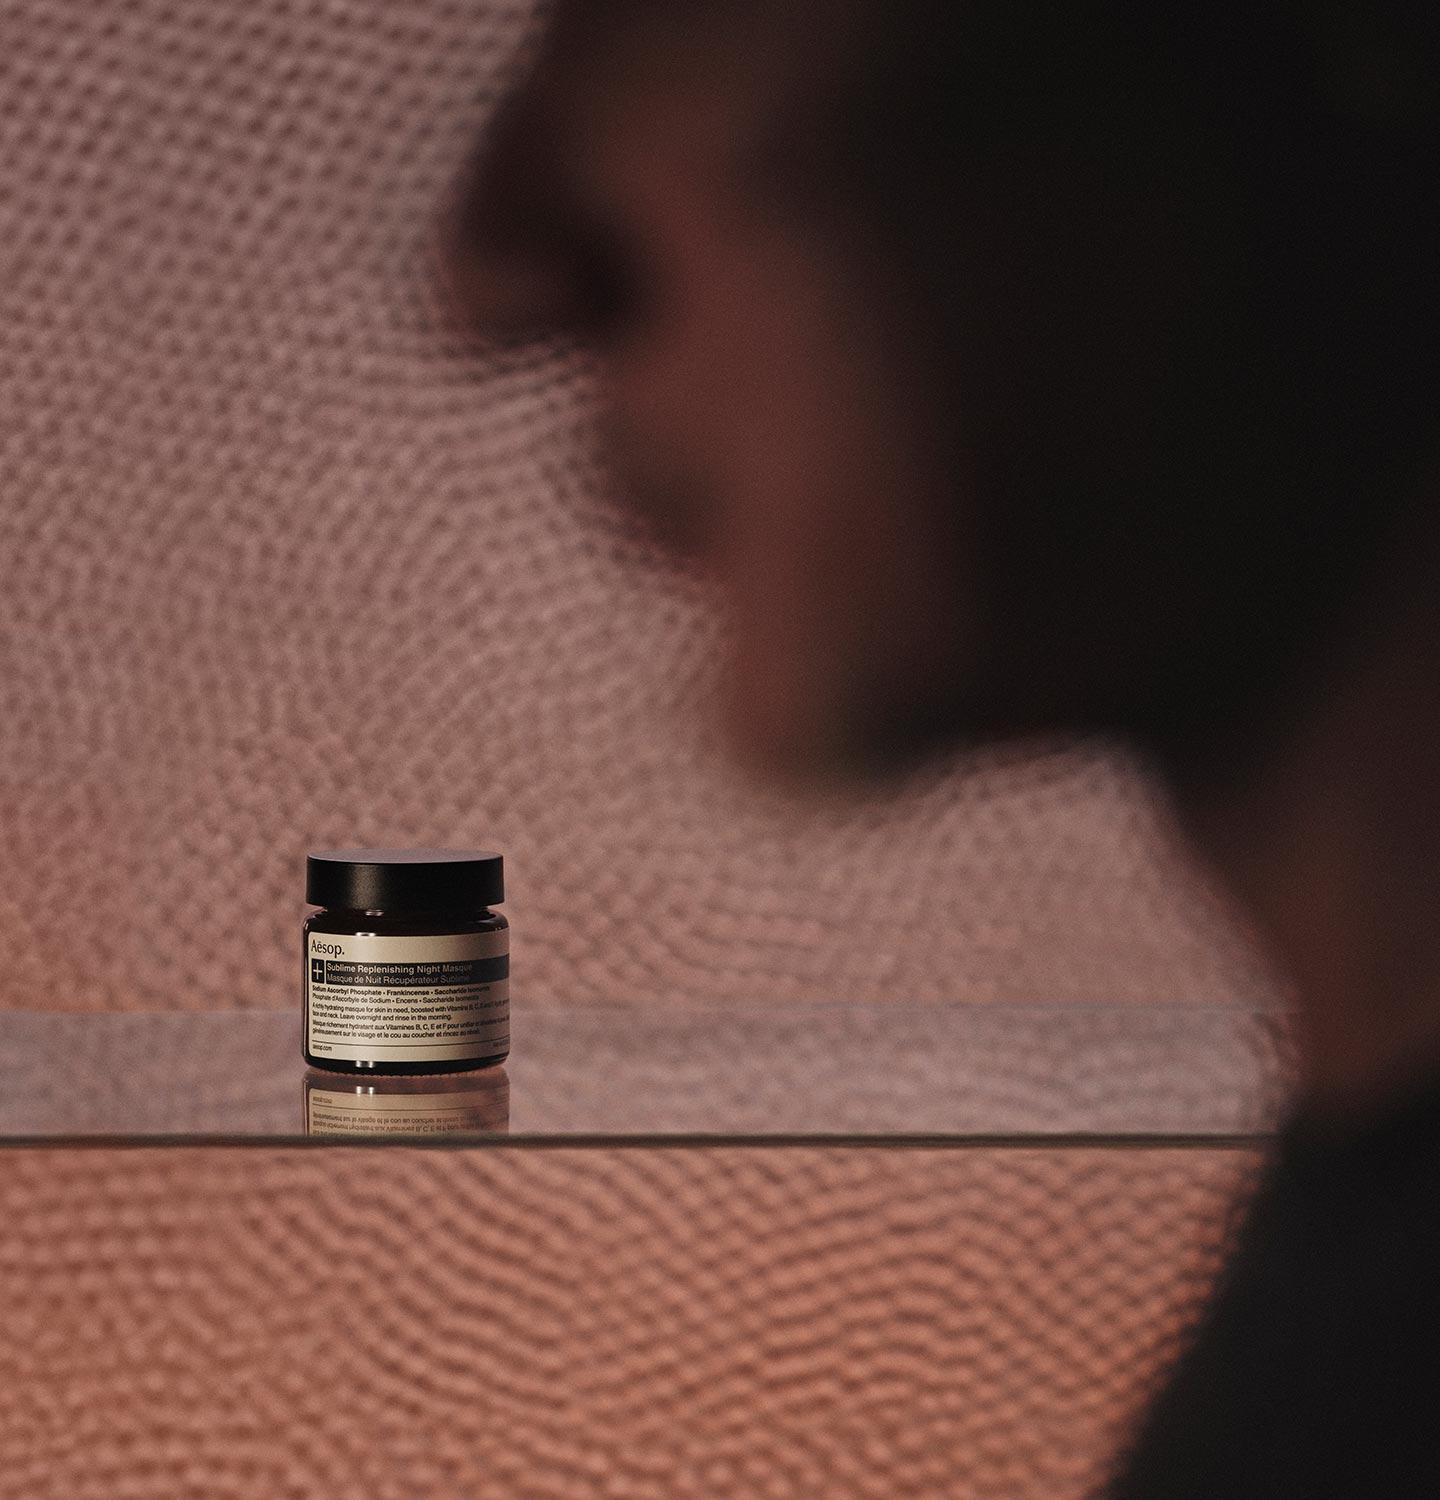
{"left": 302, "top": 849, "right": 509, "bottom": 1075}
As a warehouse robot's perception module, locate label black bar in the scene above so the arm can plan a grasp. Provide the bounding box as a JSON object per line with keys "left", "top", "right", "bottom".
{"left": 313, "top": 957, "right": 509, "bottom": 989}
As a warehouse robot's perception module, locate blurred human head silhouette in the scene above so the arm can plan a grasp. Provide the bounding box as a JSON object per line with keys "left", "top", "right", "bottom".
{"left": 450, "top": 0, "right": 1440, "bottom": 789}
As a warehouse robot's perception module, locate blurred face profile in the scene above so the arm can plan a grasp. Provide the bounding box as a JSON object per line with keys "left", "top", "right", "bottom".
{"left": 453, "top": 0, "right": 1432, "bottom": 784}
{"left": 456, "top": 0, "right": 976, "bottom": 779}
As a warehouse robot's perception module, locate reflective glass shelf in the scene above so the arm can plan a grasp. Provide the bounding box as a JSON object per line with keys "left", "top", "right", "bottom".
{"left": 0, "top": 1004, "right": 1291, "bottom": 1146}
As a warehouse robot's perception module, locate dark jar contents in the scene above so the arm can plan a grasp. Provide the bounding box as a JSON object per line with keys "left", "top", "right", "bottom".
{"left": 302, "top": 848, "right": 509, "bottom": 1075}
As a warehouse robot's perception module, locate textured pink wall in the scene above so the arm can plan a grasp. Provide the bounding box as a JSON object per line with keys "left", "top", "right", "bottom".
{"left": 0, "top": 1144, "right": 1256, "bottom": 1498}
{"left": 0, "top": 0, "right": 1274, "bottom": 1012}
{"left": 0, "top": 8, "right": 1274, "bottom": 1490}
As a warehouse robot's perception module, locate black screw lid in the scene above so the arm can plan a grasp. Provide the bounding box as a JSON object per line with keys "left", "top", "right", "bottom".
{"left": 306, "top": 849, "right": 504, "bottom": 910}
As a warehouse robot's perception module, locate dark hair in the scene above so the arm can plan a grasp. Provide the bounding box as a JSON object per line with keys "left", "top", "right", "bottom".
{"left": 788, "top": 1, "right": 1440, "bottom": 757}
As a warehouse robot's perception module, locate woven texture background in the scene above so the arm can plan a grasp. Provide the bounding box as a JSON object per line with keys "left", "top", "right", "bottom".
{"left": 0, "top": 1144, "right": 1256, "bottom": 1499}
{"left": 1, "top": 11, "right": 1272, "bottom": 1490}
{"left": 0, "top": 0, "right": 1277, "bottom": 1012}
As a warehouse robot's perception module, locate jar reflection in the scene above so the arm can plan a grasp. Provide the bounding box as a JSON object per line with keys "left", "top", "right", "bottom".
{"left": 304, "top": 1066, "right": 509, "bottom": 1137}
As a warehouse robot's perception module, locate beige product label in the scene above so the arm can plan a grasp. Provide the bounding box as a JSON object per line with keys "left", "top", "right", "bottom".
{"left": 306, "top": 1086, "right": 509, "bottom": 1137}
{"left": 305, "top": 929, "right": 509, "bottom": 1063}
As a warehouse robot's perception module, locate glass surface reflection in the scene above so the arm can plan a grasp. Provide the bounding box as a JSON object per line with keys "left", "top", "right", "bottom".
{"left": 304, "top": 1067, "right": 509, "bottom": 1137}
{"left": 0, "top": 1005, "right": 1291, "bottom": 1143}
